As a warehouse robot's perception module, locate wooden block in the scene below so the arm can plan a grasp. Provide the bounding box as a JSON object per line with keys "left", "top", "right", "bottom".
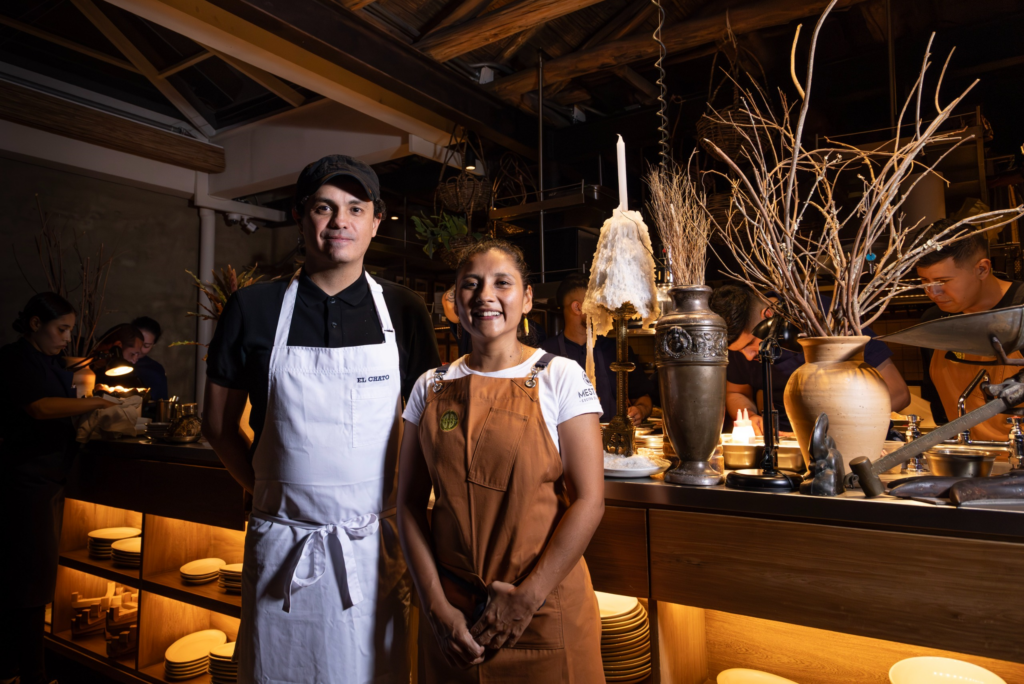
{"left": 650, "top": 510, "right": 1024, "bottom": 664}
{"left": 584, "top": 506, "right": 649, "bottom": 597}
{"left": 705, "top": 609, "right": 1024, "bottom": 684}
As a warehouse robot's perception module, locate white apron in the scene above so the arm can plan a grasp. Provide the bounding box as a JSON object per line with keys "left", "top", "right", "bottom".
{"left": 238, "top": 273, "right": 409, "bottom": 684}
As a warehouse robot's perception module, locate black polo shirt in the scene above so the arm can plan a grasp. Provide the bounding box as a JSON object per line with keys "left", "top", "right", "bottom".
{"left": 207, "top": 271, "right": 440, "bottom": 450}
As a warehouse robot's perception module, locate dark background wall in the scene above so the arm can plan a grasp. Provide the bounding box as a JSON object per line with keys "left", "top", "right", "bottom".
{"left": 0, "top": 156, "right": 285, "bottom": 401}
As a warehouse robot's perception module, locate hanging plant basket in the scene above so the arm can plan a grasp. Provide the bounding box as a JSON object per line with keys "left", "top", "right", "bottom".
{"left": 437, "top": 174, "right": 492, "bottom": 215}
{"left": 440, "top": 236, "right": 475, "bottom": 269}
{"left": 696, "top": 102, "right": 745, "bottom": 161}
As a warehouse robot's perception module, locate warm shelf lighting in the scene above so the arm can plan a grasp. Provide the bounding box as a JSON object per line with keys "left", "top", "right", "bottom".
{"left": 390, "top": 215, "right": 399, "bottom": 221}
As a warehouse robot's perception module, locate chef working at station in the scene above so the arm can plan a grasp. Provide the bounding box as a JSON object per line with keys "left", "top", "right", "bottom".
{"left": 202, "top": 154, "right": 439, "bottom": 684}
{"left": 0, "top": 293, "right": 117, "bottom": 684}
{"left": 129, "top": 316, "right": 169, "bottom": 401}
{"left": 397, "top": 240, "right": 605, "bottom": 682}
{"left": 917, "top": 221, "right": 1024, "bottom": 440}
{"left": 542, "top": 272, "right": 656, "bottom": 426}
{"left": 710, "top": 284, "right": 911, "bottom": 435}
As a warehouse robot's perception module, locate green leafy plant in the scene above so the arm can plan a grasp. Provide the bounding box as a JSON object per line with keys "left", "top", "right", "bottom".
{"left": 170, "top": 264, "right": 263, "bottom": 352}
{"left": 412, "top": 212, "right": 485, "bottom": 259}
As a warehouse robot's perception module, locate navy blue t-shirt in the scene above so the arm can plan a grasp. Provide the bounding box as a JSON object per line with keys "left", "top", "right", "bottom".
{"left": 726, "top": 331, "right": 893, "bottom": 432}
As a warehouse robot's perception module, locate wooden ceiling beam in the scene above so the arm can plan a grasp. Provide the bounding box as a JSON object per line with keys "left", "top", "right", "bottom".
{"left": 70, "top": 0, "right": 217, "bottom": 138}
{"left": 415, "top": 0, "right": 607, "bottom": 62}
{"left": 157, "top": 50, "right": 213, "bottom": 78}
{"left": 488, "top": 0, "right": 868, "bottom": 100}
{"left": 201, "top": 43, "right": 306, "bottom": 106}
{"left": 495, "top": 25, "right": 542, "bottom": 65}
{"left": 582, "top": 0, "right": 656, "bottom": 52}
{"left": 0, "top": 14, "right": 140, "bottom": 73}
{"left": 0, "top": 79, "right": 225, "bottom": 172}
{"left": 614, "top": 66, "right": 659, "bottom": 103}
{"left": 421, "top": 0, "right": 496, "bottom": 39}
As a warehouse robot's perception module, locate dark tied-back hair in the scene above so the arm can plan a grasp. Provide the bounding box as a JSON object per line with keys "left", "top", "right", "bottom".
{"left": 131, "top": 316, "right": 162, "bottom": 343}
{"left": 96, "top": 323, "right": 144, "bottom": 350}
{"left": 455, "top": 239, "right": 531, "bottom": 287}
{"left": 709, "top": 284, "right": 758, "bottom": 346}
{"left": 555, "top": 273, "right": 589, "bottom": 310}
{"left": 915, "top": 219, "right": 990, "bottom": 269}
{"left": 12, "top": 292, "right": 76, "bottom": 335}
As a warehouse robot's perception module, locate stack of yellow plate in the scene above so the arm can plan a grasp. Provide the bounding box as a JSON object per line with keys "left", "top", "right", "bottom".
{"left": 164, "top": 629, "right": 226, "bottom": 681}
{"left": 597, "top": 592, "right": 650, "bottom": 683}
{"left": 208, "top": 641, "right": 238, "bottom": 683}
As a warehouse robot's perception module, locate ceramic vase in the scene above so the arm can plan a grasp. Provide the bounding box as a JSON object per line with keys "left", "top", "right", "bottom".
{"left": 655, "top": 286, "right": 728, "bottom": 486}
{"left": 784, "top": 336, "right": 891, "bottom": 467}
{"left": 65, "top": 356, "right": 96, "bottom": 398}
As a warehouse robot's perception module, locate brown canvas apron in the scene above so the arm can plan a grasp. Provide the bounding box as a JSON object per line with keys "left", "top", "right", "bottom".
{"left": 930, "top": 348, "right": 1023, "bottom": 444}
{"left": 417, "top": 355, "right": 604, "bottom": 684}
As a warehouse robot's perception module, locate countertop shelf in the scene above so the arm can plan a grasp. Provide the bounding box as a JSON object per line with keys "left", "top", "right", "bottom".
{"left": 59, "top": 547, "right": 141, "bottom": 583}
{"left": 52, "top": 629, "right": 136, "bottom": 670}
{"left": 143, "top": 570, "right": 242, "bottom": 618}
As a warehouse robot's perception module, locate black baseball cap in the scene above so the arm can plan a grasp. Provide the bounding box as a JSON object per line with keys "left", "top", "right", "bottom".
{"left": 294, "top": 154, "right": 380, "bottom": 210}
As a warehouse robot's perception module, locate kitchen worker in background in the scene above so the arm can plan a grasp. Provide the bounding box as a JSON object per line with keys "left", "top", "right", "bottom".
{"left": 398, "top": 240, "right": 605, "bottom": 683}
{"left": 0, "top": 293, "right": 116, "bottom": 684}
{"left": 202, "top": 155, "right": 439, "bottom": 684}
{"left": 542, "top": 272, "right": 655, "bottom": 426}
{"left": 130, "top": 316, "right": 169, "bottom": 401}
{"left": 916, "top": 222, "right": 1024, "bottom": 439}
{"left": 710, "top": 284, "right": 911, "bottom": 435}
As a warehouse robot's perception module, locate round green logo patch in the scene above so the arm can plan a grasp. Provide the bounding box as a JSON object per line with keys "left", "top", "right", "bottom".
{"left": 439, "top": 410, "right": 459, "bottom": 432}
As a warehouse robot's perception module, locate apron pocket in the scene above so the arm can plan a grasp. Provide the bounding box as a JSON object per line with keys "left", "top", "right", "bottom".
{"left": 467, "top": 407, "right": 529, "bottom": 491}
{"left": 350, "top": 383, "right": 399, "bottom": 447}
{"left": 510, "top": 586, "right": 563, "bottom": 650}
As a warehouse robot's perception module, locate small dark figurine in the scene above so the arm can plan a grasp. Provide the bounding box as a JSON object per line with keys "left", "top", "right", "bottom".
{"left": 800, "top": 413, "right": 846, "bottom": 497}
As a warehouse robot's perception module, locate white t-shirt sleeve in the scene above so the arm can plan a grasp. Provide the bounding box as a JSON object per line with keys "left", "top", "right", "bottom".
{"left": 402, "top": 367, "right": 435, "bottom": 426}
{"left": 548, "top": 356, "right": 603, "bottom": 425}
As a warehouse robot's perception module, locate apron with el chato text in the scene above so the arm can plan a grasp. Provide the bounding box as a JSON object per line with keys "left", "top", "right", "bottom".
{"left": 237, "top": 273, "right": 409, "bottom": 684}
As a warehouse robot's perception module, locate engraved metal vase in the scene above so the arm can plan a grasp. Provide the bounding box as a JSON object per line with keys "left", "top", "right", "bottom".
{"left": 656, "top": 286, "right": 727, "bottom": 486}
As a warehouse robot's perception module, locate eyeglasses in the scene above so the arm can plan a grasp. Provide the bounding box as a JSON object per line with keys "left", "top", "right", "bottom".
{"left": 919, "top": 281, "right": 946, "bottom": 294}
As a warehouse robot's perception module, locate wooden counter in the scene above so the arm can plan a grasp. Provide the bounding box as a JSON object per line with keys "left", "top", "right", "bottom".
{"left": 51, "top": 441, "right": 1024, "bottom": 684}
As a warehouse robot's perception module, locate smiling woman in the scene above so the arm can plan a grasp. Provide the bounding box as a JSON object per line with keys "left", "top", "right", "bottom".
{"left": 397, "top": 239, "right": 608, "bottom": 684}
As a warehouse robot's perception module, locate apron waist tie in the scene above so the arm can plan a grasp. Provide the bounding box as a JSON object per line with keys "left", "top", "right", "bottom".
{"left": 252, "top": 511, "right": 380, "bottom": 613}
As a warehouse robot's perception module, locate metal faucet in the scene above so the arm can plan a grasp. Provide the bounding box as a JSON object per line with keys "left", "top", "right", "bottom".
{"left": 1007, "top": 417, "right": 1024, "bottom": 470}
{"left": 956, "top": 369, "right": 991, "bottom": 445}
{"left": 901, "top": 415, "right": 927, "bottom": 473}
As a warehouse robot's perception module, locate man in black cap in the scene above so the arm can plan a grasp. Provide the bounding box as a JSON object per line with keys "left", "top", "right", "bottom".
{"left": 203, "top": 155, "right": 438, "bottom": 683}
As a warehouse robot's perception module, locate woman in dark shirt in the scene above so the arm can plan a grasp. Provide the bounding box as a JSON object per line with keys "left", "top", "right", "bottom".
{"left": 0, "top": 293, "right": 115, "bottom": 684}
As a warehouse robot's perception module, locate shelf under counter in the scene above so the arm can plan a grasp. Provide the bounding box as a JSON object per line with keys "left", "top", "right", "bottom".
{"left": 52, "top": 629, "right": 136, "bottom": 670}
{"left": 59, "top": 547, "right": 140, "bottom": 583}
{"left": 142, "top": 571, "right": 241, "bottom": 618}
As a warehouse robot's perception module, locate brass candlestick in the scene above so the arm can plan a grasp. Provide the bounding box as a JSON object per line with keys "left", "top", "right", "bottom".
{"left": 602, "top": 303, "right": 636, "bottom": 456}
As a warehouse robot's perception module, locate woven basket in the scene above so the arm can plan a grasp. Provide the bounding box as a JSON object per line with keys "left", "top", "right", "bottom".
{"left": 696, "top": 102, "right": 745, "bottom": 162}
{"left": 440, "top": 236, "right": 474, "bottom": 269}
{"left": 437, "top": 175, "right": 492, "bottom": 215}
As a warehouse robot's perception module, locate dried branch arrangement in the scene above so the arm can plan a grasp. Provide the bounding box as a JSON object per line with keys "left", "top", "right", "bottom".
{"left": 170, "top": 264, "right": 263, "bottom": 351}
{"left": 704, "top": 0, "right": 1024, "bottom": 337}
{"left": 647, "top": 160, "right": 712, "bottom": 286}
{"left": 14, "top": 195, "right": 115, "bottom": 356}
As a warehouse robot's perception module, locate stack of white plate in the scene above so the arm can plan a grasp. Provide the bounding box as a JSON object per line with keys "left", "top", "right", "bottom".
{"left": 218, "top": 564, "right": 242, "bottom": 594}
{"left": 164, "top": 629, "right": 226, "bottom": 681}
{"left": 179, "top": 558, "right": 226, "bottom": 585}
{"left": 597, "top": 592, "right": 651, "bottom": 683}
{"left": 110, "top": 537, "right": 142, "bottom": 567}
{"left": 87, "top": 527, "right": 141, "bottom": 559}
{"left": 208, "top": 642, "right": 237, "bottom": 684}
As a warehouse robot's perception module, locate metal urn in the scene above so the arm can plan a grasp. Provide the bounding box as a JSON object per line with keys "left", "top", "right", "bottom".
{"left": 656, "top": 285, "right": 727, "bottom": 486}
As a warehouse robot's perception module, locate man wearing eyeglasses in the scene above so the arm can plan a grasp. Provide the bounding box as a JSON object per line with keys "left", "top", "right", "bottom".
{"left": 917, "top": 221, "right": 1024, "bottom": 439}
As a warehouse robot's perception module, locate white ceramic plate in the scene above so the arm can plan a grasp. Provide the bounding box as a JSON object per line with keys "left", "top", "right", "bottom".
{"left": 111, "top": 537, "right": 141, "bottom": 553}
{"left": 718, "top": 669, "right": 798, "bottom": 684}
{"left": 595, "top": 592, "right": 640, "bottom": 618}
{"left": 88, "top": 527, "right": 141, "bottom": 541}
{"left": 220, "top": 563, "right": 243, "bottom": 574}
{"left": 604, "top": 464, "right": 667, "bottom": 478}
{"left": 888, "top": 657, "right": 1006, "bottom": 684}
{"left": 180, "top": 558, "right": 226, "bottom": 576}
{"left": 165, "top": 629, "right": 226, "bottom": 664}
{"left": 210, "top": 642, "right": 236, "bottom": 658}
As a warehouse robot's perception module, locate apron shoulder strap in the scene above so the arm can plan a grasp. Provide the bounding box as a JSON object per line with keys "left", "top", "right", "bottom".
{"left": 524, "top": 353, "right": 558, "bottom": 388}
{"left": 431, "top": 364, "right": 452, "bottom": 393}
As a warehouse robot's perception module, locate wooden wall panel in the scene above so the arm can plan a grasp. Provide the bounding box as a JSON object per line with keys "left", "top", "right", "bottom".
{"left": 657, "top": 602, "right": 707, "bottom": 684}
{"left": 143, "top": 515, "right": 245, "bottom": 576}
{"left": 584, "top": 506, "right": 649, "bottom": 598}
{"left": 650, "top": 510, "right": 1024, "bottom": 664}
{"left": 138, "top": 592, "right": 211, "bottom": 669}
{"left": 61, "top": 499, "right": 142, "bottom": 553}
{"left": 705, "top": 610, "right": 1024, "bottom": 684}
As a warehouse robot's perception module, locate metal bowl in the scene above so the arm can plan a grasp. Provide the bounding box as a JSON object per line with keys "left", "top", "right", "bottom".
{"left": 723, "top": 442, "right": 805, "bottom": 472}
{"left": 924, "top": 447, "right": 996, "bottom": 477}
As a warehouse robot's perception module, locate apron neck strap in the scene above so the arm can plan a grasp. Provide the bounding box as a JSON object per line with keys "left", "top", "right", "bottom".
{"left": 365, "top": 272, "right": 394, "bottom": 334}
{"left": 273, "top": 279, "right": 301, "bottom": 348}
